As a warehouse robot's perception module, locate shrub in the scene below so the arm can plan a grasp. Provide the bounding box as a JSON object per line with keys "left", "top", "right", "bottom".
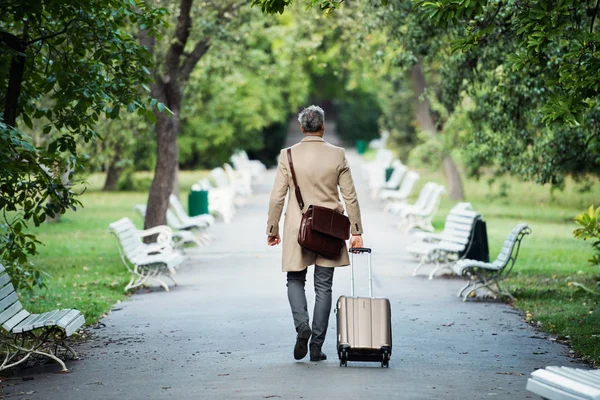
{"left": 574, "top": 205, "right": 600, "bottom": 267}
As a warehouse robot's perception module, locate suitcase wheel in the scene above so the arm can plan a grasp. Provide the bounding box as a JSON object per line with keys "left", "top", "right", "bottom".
{"left": 339, "top": 349, "right": 348, "bottom": 367}
{"left": 381, "top": 351, "right": 390, "bottom": 368}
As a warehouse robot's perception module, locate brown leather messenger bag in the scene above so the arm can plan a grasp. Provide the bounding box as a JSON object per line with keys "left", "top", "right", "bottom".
{"left": 287, "top": 148, "right": 351, "bottom": 259}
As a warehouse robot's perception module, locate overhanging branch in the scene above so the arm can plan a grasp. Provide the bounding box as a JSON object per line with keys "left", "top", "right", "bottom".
{"left": 163, "top": 0, "right": 194, "bottom": 78}
{"left": 25, "top": 18, "right": 79, "bottom": 46}
{"left": 591, "top": 0, "right": 600, "bottom": 33}
{"left": 179, "top": 38, "right": 210, "bottom": 82}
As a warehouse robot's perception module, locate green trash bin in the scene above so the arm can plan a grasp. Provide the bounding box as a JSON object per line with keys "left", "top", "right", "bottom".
{"left": 385, "top": 167, "right": 394, "bottom": 182}
{"left": 356, "top": 140, "right": 367, "bottom": 155}
{"left": 188, "top": 190, "right": 209, "bottom": 216}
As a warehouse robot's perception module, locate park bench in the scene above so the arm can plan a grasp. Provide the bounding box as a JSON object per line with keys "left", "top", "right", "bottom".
{"left": 408, "top": 207, "right": 481, "bottom": 279}
{"left": 230, "top": 150, "right": 266, "bottom": 183}
{"left": 168, "top": 194, "right": 213, "bottom": 244}
{"left": 169, "top": 194, "right": 214, "bottom": 229}
{"left": 384, "top": 181, "right": 437, "bottom": 215}
{"left": 453, "top": 223, "right": 531, "bottom": 301}
{"left": 362, "top": 148, "right": 393, "bottom": 190}
{"left": 223, "top": 163, "right": 253, "bottom": 197}
{"left": 370, "top": 160, "right": 407, "bottom": 199}
{"left": 396, "top": 184, "right": 445, "bottom": 233}
{"left": 367, "top": 130, "right": 389, "bottom": 150}
{"left": 109, "top": 217, "right": 185, "bottom": 292}
{"left": 379, "top": 170, "right": 420, "bottom": 203}
{"left": 411, "top": 202, "right": 474, "bottom": 241}
{"left": 133, "top": 204, "right": 206, "bottom": 248}
{"left": 210, "top": 167, "right": 243, "bottom": 213}
{"left": 526, "top": 366, "right": 600, "bottom": 400}
{"left": 0, "top": 264, "right": 85, "bottom": 372}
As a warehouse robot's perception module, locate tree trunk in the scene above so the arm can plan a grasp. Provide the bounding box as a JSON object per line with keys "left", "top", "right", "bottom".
{"left": 2, "top": 24, "right": 28, "bottom": 128}
{"left": 103, "top": 157, "right": 122, "bottom": 191}
{"left": 140, "top": 0, "right": 212, "bottom": 232}
{"left": 144, "top": 84, "right": 181, "bottom": 231}
{"left": 442, "top": 155, "right": 465, "bottom": 201}
{"left": 410, "top": 63, "right": 465, "bottom": 200}
{"left": 171, "top": 147, "right": 180, "bottom": 199}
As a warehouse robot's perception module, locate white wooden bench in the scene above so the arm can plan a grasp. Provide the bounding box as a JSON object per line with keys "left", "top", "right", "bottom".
{"left": 379, "top": 171, "right": 420, "bottom": 202}
{"left": 109, "top": 218, "right": 186, "bottom": 292}
{"left": 370, "top": 160, "right": 406, "bottom": 199}
{"left": 223, "top": 163, "right": 253, "bottom": 197}
{"left": 0, "top": 264, "right": 85, "bottom": 372}
{"left": 231, "top": 150, "right": 266, "bottom": 183}
{"left": 411, "top": 202, "right": 474, "bottom": 241}
{"left": 526, "top": 366, "right": 600, "bottom": 400}
{"left": 409, "top": 208, "right": 481, "bottom": 279}
{"left": 453, "top": 223, "right": 531, "bottom": 301}
{"left": 209, "top": 167, "right": 241, "bottom": 217}
{"left": 384, "top": 181, "right": 437, "bottom": 215}
{"left": 362, "top": 148, "right": 393, "bottom": 189}
{"left": 396, "top": 184, "right": 445, "bottom": 233}
{"left": 133, "top": 204, "right": 206, "bottom": 248}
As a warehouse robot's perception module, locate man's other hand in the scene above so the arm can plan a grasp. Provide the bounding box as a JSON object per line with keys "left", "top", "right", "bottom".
{"left": 349, "top": 234, "right": 363, "bottom": 250}
{"left": 267, "top": 235, "right": 281, "bottom": 246}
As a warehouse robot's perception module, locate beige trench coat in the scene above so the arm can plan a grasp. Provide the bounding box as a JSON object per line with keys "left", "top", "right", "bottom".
{"left": 266, "top": 136, "right": 363, "bottom": 272}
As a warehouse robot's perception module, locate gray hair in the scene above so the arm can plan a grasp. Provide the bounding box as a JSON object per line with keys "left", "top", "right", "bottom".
{"left": 297, "top": 105, "right": 325, "bottom": 133}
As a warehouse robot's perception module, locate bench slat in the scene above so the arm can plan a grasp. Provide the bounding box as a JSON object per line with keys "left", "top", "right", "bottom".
{"left": 56, "top": 310, "right": 82, "bottom": 329}
{"left": 65, "top": 314, "right": 85, "bottom": 336}
{"left": 526, "top": 378, "right": 589, "bottom": 400}
{"left": 0, "top": 283, "right": 15, "bottom": 302}
{"left": 13, "top": 312, "right": 49, "bottom": 333}
{"left": 529, "top": 369, "right": 600, "bottom": 399}
{"left": 546, "top": 367, "right": 600, "bottom": 388}
{"left": 0, "top": 292, "right": 19, "bottom": 312}
{"left": 32, "top": 310, "right": 63, "bottom": 329}
{"left": 0, "top": 302, "right": 23, "bottom": 325}
{"left": 44, "top": 309, "right": 73, "bottom": 327}
{"left": 0, "top": 264, "right": 4, "bottom": 273}
{"left": 3, "top": 309, "right": 30, "bottom": 332}
{"left": 0, "top": 273, "right": 12, "bottom": 290}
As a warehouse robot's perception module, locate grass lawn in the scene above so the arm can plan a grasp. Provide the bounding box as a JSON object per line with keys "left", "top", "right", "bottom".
{"left": 412, "top": 167, "right": 600, "bottom": 365}
{"left": 19, "top": 170, "right": 207, "bottom": 325}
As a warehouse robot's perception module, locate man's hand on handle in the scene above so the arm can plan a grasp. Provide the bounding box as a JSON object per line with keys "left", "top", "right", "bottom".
{"left": 349, "top": 234, "right": 363, "bottom": 250}
{"left": 267, "top": 235, "right": 281, "bottom": 246}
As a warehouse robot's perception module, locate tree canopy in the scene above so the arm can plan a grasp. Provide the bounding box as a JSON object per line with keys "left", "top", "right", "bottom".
{"left": 255, "top": 0, "right": 600, "bottom": 188}
{"left": 0, "top": 0, "right": 165, "bottom": 286}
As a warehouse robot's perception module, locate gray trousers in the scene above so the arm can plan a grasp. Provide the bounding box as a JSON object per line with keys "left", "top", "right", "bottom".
{"left": 287, "top": 265, "right": 335, "bottom": 350}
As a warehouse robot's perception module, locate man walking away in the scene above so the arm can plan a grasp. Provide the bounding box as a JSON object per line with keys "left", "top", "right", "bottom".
{"left": 266, "top": 105, "right": 364, "bottom": 361}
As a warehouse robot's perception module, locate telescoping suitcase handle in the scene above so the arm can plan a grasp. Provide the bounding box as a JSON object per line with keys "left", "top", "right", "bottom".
{"left": 348, "top": 247, "right": 372, "bottom": 297}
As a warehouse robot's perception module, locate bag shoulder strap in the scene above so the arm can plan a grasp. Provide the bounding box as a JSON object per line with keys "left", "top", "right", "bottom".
{"left": 286, "top": 148, "right": 305, "bottom": 210}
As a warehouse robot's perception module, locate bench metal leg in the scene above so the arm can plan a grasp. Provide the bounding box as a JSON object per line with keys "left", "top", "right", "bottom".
{"left": 458, "top": 279, "right": 473, "bottom": 298}
{"left": 0, "top": 329, "right": 77, "bottom": 373}
{"left": 412, "top": 258, "right": 427, "bottom": 277}
{"left": 428, "top": 262, "right": 454, "bottom": 280}
{"left": 153, "top": 277, "right": 170, "bottom": 292}
{"left": 124, "top": 266, "right": 151, "bottom": 292}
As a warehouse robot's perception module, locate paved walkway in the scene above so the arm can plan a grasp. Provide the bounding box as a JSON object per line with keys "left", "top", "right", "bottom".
{"left": 2, "top": 130, "right": 578, "bottom": 399}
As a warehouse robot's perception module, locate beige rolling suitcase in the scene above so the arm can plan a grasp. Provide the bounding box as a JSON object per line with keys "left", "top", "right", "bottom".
{"left": 336, "top": 248, "right": 392, "bottom": 367}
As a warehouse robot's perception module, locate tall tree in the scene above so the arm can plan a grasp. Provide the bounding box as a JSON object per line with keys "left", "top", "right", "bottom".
{"left": 140, "top": 0, "right": 250, "bottom": 230}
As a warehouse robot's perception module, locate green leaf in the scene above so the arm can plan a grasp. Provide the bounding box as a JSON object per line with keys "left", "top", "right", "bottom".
{"left": 22, "top": 113, "right": 33, "bottom": 130}
{"left": 110, "top": 106, "right": 120, "bottom": 119}
{"left": 146, "top": 109, "right": 157, "bottom": 124}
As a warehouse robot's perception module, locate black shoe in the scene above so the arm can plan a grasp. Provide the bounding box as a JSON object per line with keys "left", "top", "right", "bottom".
{"left": 309, "top": 348, "right": 327, "bottom": 361}
{"left": 294, "top": 325, "right": 312, "bottom": 360}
